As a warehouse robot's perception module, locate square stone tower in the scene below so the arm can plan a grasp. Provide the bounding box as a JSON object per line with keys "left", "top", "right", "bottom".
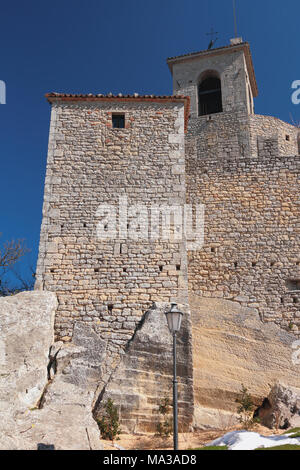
{"left": 35, "top": 94, "right": 194, "bottom": 431}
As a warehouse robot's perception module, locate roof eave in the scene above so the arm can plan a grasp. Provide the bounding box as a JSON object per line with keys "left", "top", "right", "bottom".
{"left": 166, "top": 42, "right": 258, "bottom": 98}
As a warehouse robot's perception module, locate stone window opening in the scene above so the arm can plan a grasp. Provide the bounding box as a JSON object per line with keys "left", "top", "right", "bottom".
{"left": 285, "top": 135, "right": 290, "bottom": 141}
{"left": 112, "top": 113, "right": 125, "bottom": 129}
{"left": 94, "top": 268, "right": 99, "bottom": 273}
{"left": 234, "top": 261, "right": 238, "bottom": 268}
{"left": 198, "top": 73, "right": 222, "bottom": 116}
{"left": 176, "top": 265, "right": 181, "bottom": 271}
{"left": 252, "top": 262, "right": 257, "bottom": 267}
{"left": 159, "top": 265, "right": 163, "bottom": 272}
{"left": 108, "top": 304, "right": 113, "bottom": 312}
{"left": 286, "top": 279, "right": 300, "bottom": 292}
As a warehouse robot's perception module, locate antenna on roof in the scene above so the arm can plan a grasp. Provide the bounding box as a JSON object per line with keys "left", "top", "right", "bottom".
{"left": 233, "top": 0, "right": 238, "bottom": 38}
{"left": 206, "top": 27, "right": 218, "bottom": 50}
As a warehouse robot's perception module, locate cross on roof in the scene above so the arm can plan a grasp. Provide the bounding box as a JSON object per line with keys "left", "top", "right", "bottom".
{"left": 206, "top": 27, "right": 218, "bottom": 40}
{"left": 206, "top": 28, "right": 218, "bottom": 50}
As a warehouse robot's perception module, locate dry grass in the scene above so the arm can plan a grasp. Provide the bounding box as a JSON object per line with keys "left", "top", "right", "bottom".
{"left": 100, "top": 424, "right": 285, "bottom": 450}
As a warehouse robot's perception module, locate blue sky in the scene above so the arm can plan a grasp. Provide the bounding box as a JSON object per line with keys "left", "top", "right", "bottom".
{"left": 0, "top": 0, "right": 299, "bottom": 284}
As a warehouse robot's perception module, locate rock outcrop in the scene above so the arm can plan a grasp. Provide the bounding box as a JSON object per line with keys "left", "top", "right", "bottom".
{"left": 94, "top": 302, "right": 194, "bottom": 433}
{"left": 191, "top": 295, "right": 300, "bottom": 429}
{"left": 258, "top": 383, "right": 300, "bottom": 429}
{"left": 0, "top": 291, "right": 102, "bottom": 449}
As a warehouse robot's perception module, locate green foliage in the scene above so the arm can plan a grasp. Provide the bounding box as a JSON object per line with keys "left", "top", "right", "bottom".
{"left": 256, "top": 444, "right": 300, "bottom": 450}
{"left": 155, "top": 397, "right": 172, "bottom": 438}
{"left": 283, "top": 427, "right": 300, "bottom": 439}
{"left": 283, "top": 427, "right": 300, "bottom": 434}
{"left": 235, "top": 384, "right": 259, "bottom": 430}
{"left": 96, "top": 398, "right": 121, "bottom": 442}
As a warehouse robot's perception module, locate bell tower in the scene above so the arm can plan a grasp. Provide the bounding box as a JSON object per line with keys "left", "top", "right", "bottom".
{"left": 167, "top": 38, "right": 258, "bottom": 119}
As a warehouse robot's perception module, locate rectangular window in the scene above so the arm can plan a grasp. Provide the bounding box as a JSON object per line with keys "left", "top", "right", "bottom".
{"left": 112, "top": 114, "right": 125, "bottom": 128}
{"left": 286, "top": 279, "right": 300, "bottom": 291}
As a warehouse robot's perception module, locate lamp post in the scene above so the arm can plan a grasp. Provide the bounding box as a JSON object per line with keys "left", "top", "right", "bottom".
{"left": 165, "top": 303, "right": 183, "bottom": 451}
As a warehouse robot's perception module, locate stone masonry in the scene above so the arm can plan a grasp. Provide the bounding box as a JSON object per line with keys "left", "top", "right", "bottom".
{"left": 35, "top": 38, "right": 300, "bottom": 430}
{"left": 167, "top": 39, "right": 300, "bottom": 335}
{"left": 35, "top": 96, "right": 194, "bottom": 429}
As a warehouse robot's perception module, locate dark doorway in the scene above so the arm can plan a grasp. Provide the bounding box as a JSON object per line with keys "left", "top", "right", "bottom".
{"left": 198, "top": 77, "right": 222, "bottom": 116}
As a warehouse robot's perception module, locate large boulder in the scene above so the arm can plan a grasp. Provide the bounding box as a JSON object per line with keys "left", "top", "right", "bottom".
{"left": 258, "top": 383, "right": 300, "bottom": 429}
{"left": 0, "top": 291, "right": 56, "bottom": 417}
{"left": 191, "top": 295, "right": 300, "bottom": 429}
{"left": 0, "top": 291, "right": 102, "bottom": 449}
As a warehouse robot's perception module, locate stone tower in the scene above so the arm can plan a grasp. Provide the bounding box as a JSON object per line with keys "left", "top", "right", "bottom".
{"left": 166, "top": 38, "right": 300, "bottom": 427}
{"left": 168, "top": 37, "right": 257, "bottom": 116}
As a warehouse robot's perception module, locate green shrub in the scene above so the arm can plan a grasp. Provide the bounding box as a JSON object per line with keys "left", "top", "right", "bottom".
{"left": 235, "top": 384, "right": 259, "bottom": 430}
{"left": 96, "top": 398, "right": 121, "bottom": 442}
{"left": 155, "top": 397, "right": 172, "bottom": 438}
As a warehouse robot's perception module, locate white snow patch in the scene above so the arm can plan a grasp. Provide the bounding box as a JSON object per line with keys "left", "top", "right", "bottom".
{"left": 208, "top": 430, "right": 300, "bottom": 450}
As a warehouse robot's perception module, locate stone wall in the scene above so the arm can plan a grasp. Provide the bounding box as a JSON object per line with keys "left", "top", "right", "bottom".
{"left": 249, "top": 114, "right": 299, "bottom": 157}
{"left": 186, "top": 111, "right": 251, "bottom": 160}
{"left": 186, "top": 140, "right": 300, "bottom": 334}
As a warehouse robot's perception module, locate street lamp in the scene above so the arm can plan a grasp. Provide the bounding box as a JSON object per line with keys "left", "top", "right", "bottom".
{"left": 165, "top": 303, "right": 183, "bottom": 451}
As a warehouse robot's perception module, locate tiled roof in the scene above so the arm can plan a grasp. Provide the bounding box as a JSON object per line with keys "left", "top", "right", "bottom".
{"left": 45, "top": 93, "right": 190, "bottom": 132}
{"left": 46, "top": 92, "right": 188, "bottom": 100}
{"left": 166, "top": 42, "right": 248, "bottom": 61}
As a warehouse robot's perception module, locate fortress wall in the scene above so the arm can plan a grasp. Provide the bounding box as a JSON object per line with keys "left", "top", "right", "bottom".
{"left": 35, "top": 100, "right": 190, "bottom": 356}
{"left": 249, "top": 114, "right": 299, "bottom": 156}
{"left": 186, "top": 111, "right": 251, "bottom": 160}
{"left": 186, "top": 142, "right": 300, "bottom": 335}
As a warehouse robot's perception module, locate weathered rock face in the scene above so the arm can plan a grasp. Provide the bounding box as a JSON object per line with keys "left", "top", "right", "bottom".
{"left": 191, "top": 295, "right": 300, "bottom": 429}
{"left": 0, "top": 291, "right": 102, "bottom": 450}
{"left": 0, "top": 291, "right": 56, "bottom": 416}
{"left": 94, "top": 302, "right": 194, "bottom": 433}
{"left": 258, "top": 383, "right": 300, "bottom": 430}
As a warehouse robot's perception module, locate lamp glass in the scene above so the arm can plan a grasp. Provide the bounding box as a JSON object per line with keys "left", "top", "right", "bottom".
{"left": 165, "top": 304, "right": 183, "bottom": 334}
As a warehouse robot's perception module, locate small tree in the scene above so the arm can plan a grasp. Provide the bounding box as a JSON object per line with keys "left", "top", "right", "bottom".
{"left": 96, "top": 398, "right": 121, "bottom": 442}
{"left": 0, "top": 236, "right": 32, "bottom": 296}
{"left": 236, "top": 384, "right": 259, "bottom": 430}
{"left": 156, "top": 397, "right": 172, "bottom": 438}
